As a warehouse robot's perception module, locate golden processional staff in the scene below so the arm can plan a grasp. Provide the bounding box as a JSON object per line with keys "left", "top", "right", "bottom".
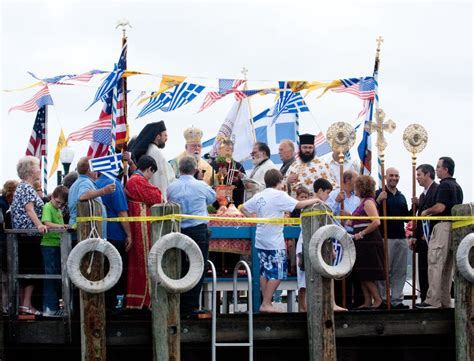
{"left": 326, "top": 121, "right": 356, "bottom": 308}
{"left": 366, "top": 108, "right": 396, "bottom": 310}
{"left": 403, "top": 124, "right": 428, "bottom": 308}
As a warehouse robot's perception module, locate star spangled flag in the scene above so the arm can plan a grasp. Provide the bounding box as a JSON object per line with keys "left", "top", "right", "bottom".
{"left": 137, "top": 82, "right": 205, "bottom": 118}
{"left": 9, "top": 85, "right": 54, "bottom": 113}
{"left": 67, "top": 117, "right": 112, "bottom": 142}
{"left": 332, "top": 77, "right": 376, "bottom": 118}
{"left": 89, "top": 153, "right": 123, "bottom": 180}
{"left": 26, "top": 106, "right": 47, "bottom": 158}
{"left": 197, "top": 79, "right": 246, "bottom": 113}
{"left": 314, "top": 131, "right": 332, "bottom": 157}
{"left": 92, "top": 128, "right": 111, "bottom": 146}
{"left": 87, "top": 123, "right": 113, "bottom": 159}
{"left": 64, "top": 69, "right": 107, "bottom": 82}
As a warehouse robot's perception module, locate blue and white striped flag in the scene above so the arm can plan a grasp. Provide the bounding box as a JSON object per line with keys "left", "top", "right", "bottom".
{"left": 422, "top": 220, "right": 430, "bottom": 242}
{"left": 89, "top": 153, "right": 123, "bottom": 180}
{"left": 137, "top": 82, "right": 205, "bottom": 118}
{"left": 269, "top": 82, "right": 309, "bottom": 124}
{"left": 87, "top": 44, "right": 127, "bottom": 110}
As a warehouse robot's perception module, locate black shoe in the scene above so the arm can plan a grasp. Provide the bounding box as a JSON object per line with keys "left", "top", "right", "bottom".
{"left": 415, "top": 302, "right": 436, "bottom": 309}
{"left": 391, "top": 303, "right": 409, "bottom": 310}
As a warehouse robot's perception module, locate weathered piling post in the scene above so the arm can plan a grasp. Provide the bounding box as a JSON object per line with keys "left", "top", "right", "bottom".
{"left": 0, "top": 211, "right": 4, "bottom": 361}
{"left": 150, "top": 203, "right": 181, "bottom": 361}
{"left": 452, "top": 203, "right": 474, "bottom": 361}
{"left": 301, "top": 203, "right": 336, "bottom": 361}
{"left": 77, "top": 200, "right": 106, "bottom": 361}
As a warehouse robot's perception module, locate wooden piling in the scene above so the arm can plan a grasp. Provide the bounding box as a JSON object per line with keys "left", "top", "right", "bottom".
{"left": 301, "top": 203, "right": 336, "bottom": 361}
{"left": 150, "top": 203, "right": 181, "bottom": 361}
{"left": 452, "top": 203, "right": 474, "bottom": 361}
{"left": 0, "top": 212, "right": 4, "bottom": 361}
{"left": 77, "top": 200, "right": 106, "bottom": 361}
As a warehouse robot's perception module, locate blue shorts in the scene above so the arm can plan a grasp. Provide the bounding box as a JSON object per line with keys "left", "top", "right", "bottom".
{"left": 257, "top": 248, "right": 287, "bottom": 280}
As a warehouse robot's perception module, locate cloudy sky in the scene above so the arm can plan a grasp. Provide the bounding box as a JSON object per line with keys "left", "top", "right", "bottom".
{"left": 1, "top": 0, "right": 472, "bottom": 201}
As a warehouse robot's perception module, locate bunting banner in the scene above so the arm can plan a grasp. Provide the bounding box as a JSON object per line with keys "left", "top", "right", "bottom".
{"left": 9, "top": 85, "right": 54, "bottom": 113}
{"left": 137, "top": 82, "right": 205, "bottom": 118}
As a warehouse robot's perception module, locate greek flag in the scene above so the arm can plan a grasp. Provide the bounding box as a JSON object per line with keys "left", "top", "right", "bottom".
{"left": 332, "top": 239, "right": 343, "bottom": 266}
{"left": 89, "top": 153, "right": 123, "bottom": 180}
{"left": 422, "top": 220, "right": 430, "bottom": 242}
{"left": 87, "top": 44, "right": 127, "bottom": 110}
{"left": 269, "top": 82, "right": 309, "bottom": 124}
{"left": 137, "top": 82, "right": 205, "bottom": 118}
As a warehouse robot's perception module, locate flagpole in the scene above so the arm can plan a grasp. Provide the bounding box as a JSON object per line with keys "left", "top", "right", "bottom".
{"left": 43, "top": 105, "right": 48, "bottom": 195}
{"left": 241, "top": 67, "right": 257, "bottom": 143}
{"left": 117, "top": 19, "right": 130, "bottom": 184}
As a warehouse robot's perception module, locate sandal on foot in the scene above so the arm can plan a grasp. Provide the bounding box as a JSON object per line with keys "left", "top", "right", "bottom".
{"left": 19, "top": 306, "right": 42, "bottom": 316}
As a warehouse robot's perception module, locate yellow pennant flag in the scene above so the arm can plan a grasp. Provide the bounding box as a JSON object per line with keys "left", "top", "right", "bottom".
{"left": 304, "top": 80, "right": 342, "bottom": 98}
{"left": 287, "top": 81, "right": 310, "bottom": 93}
{"left": 137, "top": 75, "right": 186, "bottom": 105}
{"left": 48, "top": 129, "right": 67, "bottom": 178}
{"left": 3, "top": 81, "right": 44, "bottom": 92}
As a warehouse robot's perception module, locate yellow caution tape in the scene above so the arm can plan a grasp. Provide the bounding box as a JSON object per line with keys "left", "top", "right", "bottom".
{"left": 76, "top": 212, "right": 474, "bottom": 230}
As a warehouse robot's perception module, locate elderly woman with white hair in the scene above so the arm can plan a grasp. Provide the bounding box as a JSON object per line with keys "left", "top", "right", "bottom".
{"left": 11, "top": 156, "right": 47, "bottom": 316}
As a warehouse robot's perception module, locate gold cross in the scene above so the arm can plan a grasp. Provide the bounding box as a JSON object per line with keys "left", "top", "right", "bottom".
{"left": 365, "top": 108, "right": 396, "bottom": 154}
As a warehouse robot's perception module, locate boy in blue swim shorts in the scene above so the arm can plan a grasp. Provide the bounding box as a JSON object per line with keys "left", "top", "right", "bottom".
{"left": 241, "top": 169, "right": 322, "bottom": 313}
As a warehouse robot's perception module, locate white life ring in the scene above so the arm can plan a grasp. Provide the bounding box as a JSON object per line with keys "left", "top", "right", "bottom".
{"left": 456, "top": 233, "right": 474, "bottom": 283}
{"left": 66, "top": 238, "right": 123, "bottom": 294}
{"left": 308, "top": 224, "right": 356, "bottom": 279}
{"left": 148, "top": 232, "right": 204, "bottom": 293}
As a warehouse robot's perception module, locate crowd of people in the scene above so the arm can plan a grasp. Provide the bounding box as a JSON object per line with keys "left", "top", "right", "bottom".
{"left": 0, "top": 119, "right": 464, "bottom": 316}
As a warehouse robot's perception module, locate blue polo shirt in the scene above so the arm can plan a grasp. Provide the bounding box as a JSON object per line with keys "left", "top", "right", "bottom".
{"left": 96, "top": 175, "right": 128, "bottom": 241}
{"left": 68, "top": 175, "right": 107, "bottom": 238}
{"left": 167, "top": 175, "right": 216, "bottom": 229}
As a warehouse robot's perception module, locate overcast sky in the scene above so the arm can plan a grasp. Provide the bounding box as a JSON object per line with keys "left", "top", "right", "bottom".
{"left": 1, "top": 0, "right": 472, "bottom": 201}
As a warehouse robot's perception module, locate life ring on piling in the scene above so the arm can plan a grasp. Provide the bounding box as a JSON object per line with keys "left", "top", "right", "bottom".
{"left": 308, "top": 224, "right": 356, "bottom": 279}
{"left": 456, "top": 233, "right": 474, "bottom": 283}
{"left": 148, "top": 232, "right": 204, "bottom": 293}
{"left": 66, "top": 238, "right": 123, "bottom": 294}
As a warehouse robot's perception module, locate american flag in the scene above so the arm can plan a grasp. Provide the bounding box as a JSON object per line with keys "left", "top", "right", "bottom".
{"left": 67, "top": 117, "right": 112, "bottom": 142}
{"left": 9, "top": 85, "right": 54, "bottom": 113}
{"left": 332, "top": 77, "right": 376, "bottom": 118}
{"left": 65, "top": 69, "right": 107, "bottom": 83}
{"left": 26, "top": 106, "right": 47, "bottom": 158}
{"left": 197, "top": 79, "right": 246, "bottom": 112}
{"left": 314, "top": 131, "right": 332, "bottom": 157}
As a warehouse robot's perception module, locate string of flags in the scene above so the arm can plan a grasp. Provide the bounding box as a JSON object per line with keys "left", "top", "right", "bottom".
{"left": 5, "top": 47, "right": 378, "bottom": 191}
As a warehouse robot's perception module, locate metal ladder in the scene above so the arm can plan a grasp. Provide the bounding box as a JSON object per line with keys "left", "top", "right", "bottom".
{"left": 209, "top": 260, "right": 253, "bottom": 361}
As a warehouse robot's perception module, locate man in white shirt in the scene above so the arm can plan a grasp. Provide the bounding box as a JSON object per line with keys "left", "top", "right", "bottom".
{"left": 243, "top": 142, "right": 278, "bottom": 201}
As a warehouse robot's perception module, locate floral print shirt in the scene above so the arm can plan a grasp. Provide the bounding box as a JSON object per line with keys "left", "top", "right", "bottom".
{"left": 11, "top": 182, "right": 44, "bottom": 229}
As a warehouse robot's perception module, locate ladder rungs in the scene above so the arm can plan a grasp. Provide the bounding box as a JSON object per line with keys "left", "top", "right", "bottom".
{"left": 216, "top": 343, "right": 252, "bottom": 347}
{"left": 16, "top": 275, "right": 62, "bottom": 279}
